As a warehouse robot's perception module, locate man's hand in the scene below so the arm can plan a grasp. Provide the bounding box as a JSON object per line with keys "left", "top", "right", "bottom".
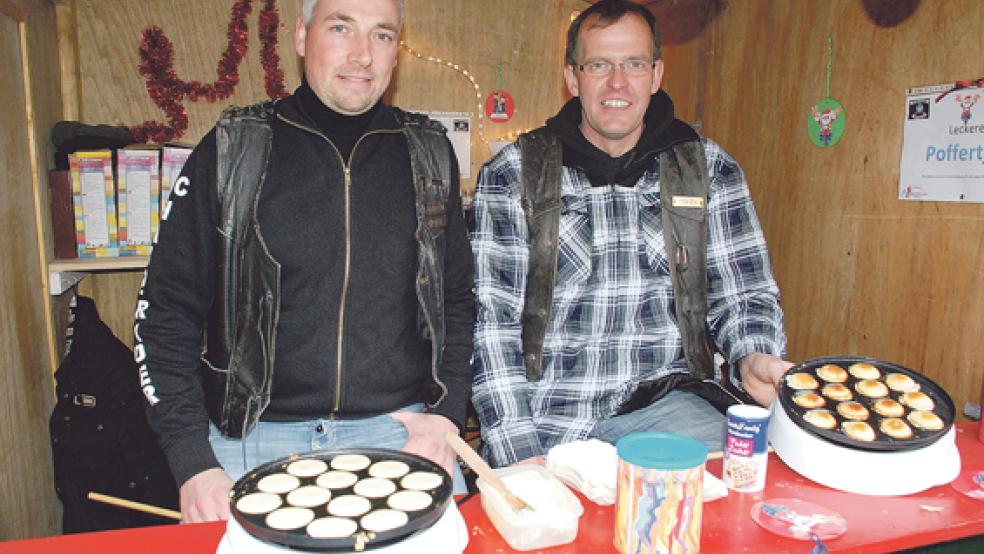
{"left": 179, "top": 467, "right": 233, "bottom": 523}
{"left": 392, "top": 411, "right": 459, "bottom": 478}
{"left": 739, "top": 353, "right": 795, "bottom": 407}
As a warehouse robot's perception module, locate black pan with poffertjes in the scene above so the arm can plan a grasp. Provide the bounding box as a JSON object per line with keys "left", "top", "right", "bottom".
{"left": 229, "top": 448, "right": 452, "bottom": 551}
{"left": 779, "top": 356, "right": 955, "bottom": 452}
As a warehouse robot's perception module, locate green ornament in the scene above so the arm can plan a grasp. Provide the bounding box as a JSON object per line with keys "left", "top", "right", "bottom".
{"left": 808, "top": 97, "right": 845, "bottom": 148}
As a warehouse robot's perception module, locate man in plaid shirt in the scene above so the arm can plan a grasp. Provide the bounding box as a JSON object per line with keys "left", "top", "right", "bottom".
{"left": 471, "top": 0, "right": 791, "bottom": 467}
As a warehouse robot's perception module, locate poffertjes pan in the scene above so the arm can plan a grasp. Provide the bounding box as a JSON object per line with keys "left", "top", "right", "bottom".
{"left": 230, "top": 449, "right": 452, "bottom": 551}
{"left": 779, "top": 356, "right": 954, "bottom": 451}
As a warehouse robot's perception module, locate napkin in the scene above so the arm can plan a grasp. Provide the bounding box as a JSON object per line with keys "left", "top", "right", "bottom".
{"left": 546, "top": 439, "right": 729, "bottom": 505}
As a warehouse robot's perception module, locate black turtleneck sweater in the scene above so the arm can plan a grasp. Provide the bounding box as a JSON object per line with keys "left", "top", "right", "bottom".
{"left": 545, "top": 90, "right": 699, "bottom": 187}
{"left": 256, "top": 82, "right": 429, "bottom": 423}
{"left": 296, "top": 79, "right": 381, "bottom": 160}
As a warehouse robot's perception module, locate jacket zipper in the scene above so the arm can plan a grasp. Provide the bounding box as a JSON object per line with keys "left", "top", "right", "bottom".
{"left": 277, "top": 114, "right": 403, "bottom": 415}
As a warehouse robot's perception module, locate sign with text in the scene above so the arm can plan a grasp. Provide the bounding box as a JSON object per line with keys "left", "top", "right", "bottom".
{"left": 900, "top": 82, "right": 984, "bottom": 202}
{"left": 420, "top": 111, "right": 472, "bottom": 179}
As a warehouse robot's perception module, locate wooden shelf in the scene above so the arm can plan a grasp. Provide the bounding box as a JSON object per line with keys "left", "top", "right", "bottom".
{"left": 48, "top": 256, "right": 149, "bottom": 295}
{"left": 48, "top": 256, "right": 149, "bottom": 272}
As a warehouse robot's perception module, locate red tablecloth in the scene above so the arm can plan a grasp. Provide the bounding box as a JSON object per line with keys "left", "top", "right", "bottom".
{"left": 3, "top": 423, "right": 983, "bottom": 554}
{"left": 460, "top": 423, "right": 984, "bottom": 553}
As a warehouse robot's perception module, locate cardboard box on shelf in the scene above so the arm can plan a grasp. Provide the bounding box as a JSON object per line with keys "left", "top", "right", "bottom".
{"left": 161, "top": 145, "right": 192, "bottom": 213}
{"left": 69, "top": 151, "right": 118, "bottom": 258}
{"left": 117, "top": 149, "right": 160, "bottom": 256}
{"left": 48, "top": 169, "right": 77, "bottom": 259}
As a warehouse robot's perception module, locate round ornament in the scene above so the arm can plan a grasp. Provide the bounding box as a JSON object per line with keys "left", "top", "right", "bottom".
{"left": 485, "top": 89, "right": 515, "bottom": 122}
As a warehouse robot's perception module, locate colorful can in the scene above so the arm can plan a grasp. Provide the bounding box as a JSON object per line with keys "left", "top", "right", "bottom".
{"left": 613, "top": 432, "right": 707, "bottom": 554}
{"left": 722, "top": 404, "right": 771, "bottom": 492}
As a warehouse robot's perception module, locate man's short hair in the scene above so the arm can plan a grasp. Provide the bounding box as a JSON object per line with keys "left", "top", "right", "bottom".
{"left": 565, "top": 0, "right": 661, "bottom": 66}
{"left": 301, "top": 0, "right": 405, "bottom": 28}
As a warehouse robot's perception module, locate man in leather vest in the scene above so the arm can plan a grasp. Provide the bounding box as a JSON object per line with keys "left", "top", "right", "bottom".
{"left": 471, "top": 0, "right": 791, "bottom": 468}
{"left": 135, "top": 0, "right": 474, "bottom": 522}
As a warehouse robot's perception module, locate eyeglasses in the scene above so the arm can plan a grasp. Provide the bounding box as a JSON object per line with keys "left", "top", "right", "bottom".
{"left": 575, "top": 59, "right": 655, "bottom": 76}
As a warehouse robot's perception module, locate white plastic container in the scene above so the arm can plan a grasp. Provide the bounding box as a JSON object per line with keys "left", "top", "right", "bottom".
{"left": 769, "top": 400, "right": 961, "bottom": 495}
{"left": 476, "top": 465, "right": 583, "bottom": 551}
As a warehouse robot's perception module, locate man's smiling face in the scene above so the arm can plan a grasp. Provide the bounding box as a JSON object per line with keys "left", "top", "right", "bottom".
{"left": 295, "top": 0, "right": 401, "bottom": 115}
{"left": 563, "top": 13, "right": 663, "bottom": 156}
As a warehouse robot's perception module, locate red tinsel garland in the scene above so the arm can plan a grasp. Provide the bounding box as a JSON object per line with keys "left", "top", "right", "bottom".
{"left": 259, "top": 0, "right": 288, "bottom": 100}
{"left": 129, "top": 0, "right": 288, "bottom": 143}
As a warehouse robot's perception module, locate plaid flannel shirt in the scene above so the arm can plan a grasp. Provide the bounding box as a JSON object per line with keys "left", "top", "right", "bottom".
{"left": 471, "top": 138, "right": 786, "bottom": 467}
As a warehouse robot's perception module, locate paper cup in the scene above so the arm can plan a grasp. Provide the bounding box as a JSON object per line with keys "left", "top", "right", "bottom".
{"left": 722, "top": 404, "right": 771, "bottom": 492}
{"left": 613, "top": 432, "right": 707, "bottom": 554}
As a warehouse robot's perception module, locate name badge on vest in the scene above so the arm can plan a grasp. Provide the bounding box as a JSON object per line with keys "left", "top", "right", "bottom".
{"left": 672, "top": 195, "right": 705, "bottom": 209}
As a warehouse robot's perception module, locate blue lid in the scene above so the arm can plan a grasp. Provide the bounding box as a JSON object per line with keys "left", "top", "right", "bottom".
{"left": 615, "top": 432, "right": 708, "bottom": 470}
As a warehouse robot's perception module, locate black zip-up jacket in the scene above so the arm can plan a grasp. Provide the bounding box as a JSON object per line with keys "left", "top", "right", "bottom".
{"left": 135, "top": 88, "right": 474, "bottom": 486}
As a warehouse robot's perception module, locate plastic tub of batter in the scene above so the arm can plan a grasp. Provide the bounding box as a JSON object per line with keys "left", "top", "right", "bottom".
{"left": 476, "top": 465, "right": 583, "bottom": 550}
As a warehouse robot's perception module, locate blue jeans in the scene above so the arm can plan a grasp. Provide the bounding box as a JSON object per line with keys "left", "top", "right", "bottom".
{"left": 588, "top": 390, "right": 726, "bottom": 452}
{"left": 208, "top": 403, "right": 468, "bottom": 493}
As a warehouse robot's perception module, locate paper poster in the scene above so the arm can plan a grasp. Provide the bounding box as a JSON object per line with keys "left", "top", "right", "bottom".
{"left": 420, "top": 111, "right": 472, "bottom": 179}
{"left": 899, "top": 82, "right": 984, "bottom": 202}
{"left": 118, "top": 149, "right": 160, "bottom": 256}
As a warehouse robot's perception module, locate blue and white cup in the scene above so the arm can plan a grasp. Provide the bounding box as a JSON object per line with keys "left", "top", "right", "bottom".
{"left": 722, "top": 404, "right": 771, "bottom": 492}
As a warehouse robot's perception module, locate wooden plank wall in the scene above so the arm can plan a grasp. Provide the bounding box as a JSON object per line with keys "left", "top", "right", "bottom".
{"left": 70, "top": 0, "right": 585, "bottom": 344}
{"left": 0, "top": 0, "right": 63, "bottom": 540}
{"left": 61, "top": 0, "right": 981, "bottom": 433}
{"left": 678, "top": 0, "right": 984, "bottom": 415}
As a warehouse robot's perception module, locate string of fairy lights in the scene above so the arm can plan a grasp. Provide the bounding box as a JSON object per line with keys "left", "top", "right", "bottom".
{"left": 398, "top": 8, "right": 587, "bottom": 153}
{"left": 399, "top": 40, "right": 530, "bottom": 147}
{"left": 398, "top": 8, "right": 584, "bottom": 150}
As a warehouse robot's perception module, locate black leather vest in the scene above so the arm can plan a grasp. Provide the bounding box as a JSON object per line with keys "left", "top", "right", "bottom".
{"left": 517, "top": 126, "right": 716, "bottom": 382}
{"left": 203, "top": 102, "right": 455, "bottom": 438}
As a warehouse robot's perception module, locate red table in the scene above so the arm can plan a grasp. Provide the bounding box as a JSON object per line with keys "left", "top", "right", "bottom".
{"left": 461, "top": 423, "right": 984, "bottom": 553}
{"left": 3, "top": 424, "right": 983, "bottom": 554}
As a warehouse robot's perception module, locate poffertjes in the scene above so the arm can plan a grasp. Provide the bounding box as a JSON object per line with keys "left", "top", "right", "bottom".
{"left": 793, "top": 392, "right": 826, "bottom": 409}
{"left": 836, "top": 401, "right": 869, "bottom": 421}
{"left": 803, "top": 409, "right": 837, "bottom": 430}
{"left": 360, "top": 509, "right": 410, "bottom": 533}
{"left": 286, "top": 459, "right": 328, "bottom": 478}
{"left": 786, "top": 372, "right": 819, "bottom": 390}
{"left": 816, "top": 364, "right": 848, "bottom": 383}
{"left": 907, "top": 410, "right": 944, "bottom": 431}
{"left": 822, "top": 383, "right": 852, "bottom": 401}
{"left": 872, "top": 398, "right": 905, "bottom": 418}
{"left": 885, "top": 373, "right": 919, "bottom": 393}
{"left": 848, "top": 362, "right": 881, "bottom": 380}
{"left": 900, "top": 391, "right": 935, "bottom": 411}
{"left": 306, "top": 517, "right": 358, "bottom": 539}
{"left": 879, "top": 418, "right": 913, "bottom": 439}
{"left": 266, "top": 507, "right": 315, "bottom": 530}
{"left": 842, "top": 421, "right": 876, "bottom": 442}
{"left": 855, "top": 379, "right": 889, "bottom": 398}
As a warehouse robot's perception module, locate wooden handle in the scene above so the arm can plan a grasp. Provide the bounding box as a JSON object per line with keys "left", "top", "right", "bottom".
{"left": 87, "top": 491, "right": 182, "bottom": 521}
{"left": 444, "top": 432, "right": 529, "bottom": 512}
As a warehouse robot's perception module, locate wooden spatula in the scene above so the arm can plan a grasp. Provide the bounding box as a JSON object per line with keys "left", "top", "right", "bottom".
{"left": 445, "top": 431, "right": 531, "bottom": 513}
